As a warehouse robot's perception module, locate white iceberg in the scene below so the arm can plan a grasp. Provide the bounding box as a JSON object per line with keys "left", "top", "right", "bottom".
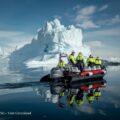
{"left": 9, "top": 19, "right": 91, "bottom": 69}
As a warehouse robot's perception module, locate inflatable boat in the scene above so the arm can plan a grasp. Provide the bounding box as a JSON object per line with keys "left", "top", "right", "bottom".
{"left": 40, "top": 53, "right": 106, "bottom": 83}
{"left": 40, "top": 65, "right": 106, "bottom": 84}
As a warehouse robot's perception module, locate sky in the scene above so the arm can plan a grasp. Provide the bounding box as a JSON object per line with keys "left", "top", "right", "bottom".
{"left": 0, "top": 0, "right": 120, "bottom": 57}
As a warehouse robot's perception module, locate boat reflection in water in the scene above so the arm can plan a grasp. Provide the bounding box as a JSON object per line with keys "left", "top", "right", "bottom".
{"left": 35, "top": 78, "right": 107, "bottom": 108}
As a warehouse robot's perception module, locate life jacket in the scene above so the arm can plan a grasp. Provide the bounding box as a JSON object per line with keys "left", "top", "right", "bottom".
{"left": 57, "top": 61, "right": 65, "bottom": 68}
{"left": 95, "top": 59, "right": 102, "bottom": 65}
{"left": 59, "top": 91, "right": 65, "bottom": 97}
{"left": 87, "top": 95, "right": 94, "bottom": 103}
{"left": 69, "top": 95, "right": 75, "bottom": 105}
{"left": 69, "top": 54, "right": 76, "bottom": 64}
{"left": 87, "top": 57, "right": 95, "bottom": 63}
{"left": 76, "top": 54, "right": 84, "bottom": 61}
{"left": 76, "top": 99, "right": 84, "bottom": 106}
{"left": 94, "top": 91, "right": 101, "bottom": 97}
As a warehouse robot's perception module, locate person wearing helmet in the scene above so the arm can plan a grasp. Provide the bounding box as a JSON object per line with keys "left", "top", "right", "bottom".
{"left": 57, "top": 59, "right": 65, "bottom": 69}
{"left": 76, "top": 52, "right": 85, "bottom": 71}
{"left": 87, "top": 55, "right": 95, "bottom": 67}
{"left": 69, "top": 51, "right": 76, "bottom": 66}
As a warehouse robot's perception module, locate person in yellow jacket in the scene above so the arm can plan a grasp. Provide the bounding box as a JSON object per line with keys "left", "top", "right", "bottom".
{"left": 76, "top": 52, "right": 85, "bottom": 71}
{"left": 76, "top": 52, "right": 84, "bottom": 61}
{"left": 86, "top": 90, "right": 95, "bottom": 104}
{"left": 87, "top": 55, "right": 95, "bottom": 67}
{"left": 95, "top": 57, "right": 102, "bottom": 66}
{"left": 57, "top": 59, "right": 65, "bottom": 69}
{"left": 69, "top": 51, "right": 76, "bottom": 65}
{"left": 94, "top": 88, "right": 102, "bottom": 100}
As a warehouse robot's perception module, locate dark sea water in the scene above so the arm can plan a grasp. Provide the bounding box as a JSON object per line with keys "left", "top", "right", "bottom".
{"left": 0, "top": 64, "right": 120, "bottom": 120}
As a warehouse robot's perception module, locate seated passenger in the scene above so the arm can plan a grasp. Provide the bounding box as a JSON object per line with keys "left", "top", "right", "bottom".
{"left": 69, "top": 51, "right": 76, "bottom": 66}
{"left": 57, "top": 59, "right": 65, "bottom": 69}
{"left": 87, "top": 55, "right": 95, "bottom": 67}
{"left": 95, "top": 57, "right": 102, "bottom": 67}
{"left": 76, "top": 52, "right": 85, "bottom": 71}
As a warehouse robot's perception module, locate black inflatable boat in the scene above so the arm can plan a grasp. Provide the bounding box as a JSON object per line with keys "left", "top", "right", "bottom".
{"left": 40, "top": 66, "right": 106, "bottom": 84}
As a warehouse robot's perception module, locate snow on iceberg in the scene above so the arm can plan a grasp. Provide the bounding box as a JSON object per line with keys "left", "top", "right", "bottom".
{"left": 9, "top": 19, "right": 91, "bottom": 69}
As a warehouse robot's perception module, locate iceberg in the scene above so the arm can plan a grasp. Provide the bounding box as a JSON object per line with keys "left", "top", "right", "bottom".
{"left": 9, "top": 19, "right": 91, "bottom": 69}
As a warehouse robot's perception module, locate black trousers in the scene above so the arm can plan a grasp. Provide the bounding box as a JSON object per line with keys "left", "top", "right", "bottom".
{"left": 76, "top": 61, "right": 84, "bottom": 71}
{"left": 88, "top": 62, "right": 95, "bottom": 67}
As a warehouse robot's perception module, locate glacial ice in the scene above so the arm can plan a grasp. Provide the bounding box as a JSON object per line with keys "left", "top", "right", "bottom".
{"left": 9, "top": 19, "right": 91, "bottom": 69}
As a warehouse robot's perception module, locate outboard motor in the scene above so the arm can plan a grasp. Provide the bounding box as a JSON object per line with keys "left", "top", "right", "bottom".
{"left": 50, "top": 67, "right": 63, "bottom": 79}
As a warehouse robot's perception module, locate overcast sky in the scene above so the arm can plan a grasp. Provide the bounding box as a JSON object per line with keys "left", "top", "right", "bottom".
{"left": 0, "top": 0, "right": 120, "bottom": 57}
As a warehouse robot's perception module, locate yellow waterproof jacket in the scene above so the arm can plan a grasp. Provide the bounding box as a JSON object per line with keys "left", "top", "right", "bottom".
{"left": 94, "top": 91, "right": 101, "bottom": 97}
{"left": 87, "top": 57, "right": 95, "bottom": 63}
{"left": 95, "top": 59, "right": 102, "bottom": 65}
{"left": 59, "top": 91, "right": 65, "bottom": 97}
{"left": 69, "top": 54, "right": 76, "bottom": 64}
{"left": 76, "top": 54, "right": 84, "bottom": 61}
{"left": 69, "top": 95, "right": 75, "bottom": 105}
{"left": 76, "top": 99, "right": 84, "bottom": 106}
{"left": 87, "top": 95, "right": 94, "bottom": 102}
{"left": 57, "top": 61, "right": 65, "bottom": 68}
